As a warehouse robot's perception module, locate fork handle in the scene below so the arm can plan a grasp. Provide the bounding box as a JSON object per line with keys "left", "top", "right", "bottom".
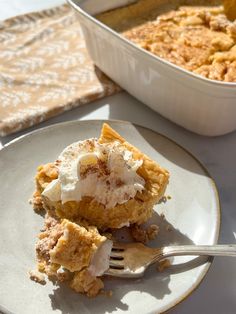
{"left": 158, "top": 244, "right": 236, "bottom": 261}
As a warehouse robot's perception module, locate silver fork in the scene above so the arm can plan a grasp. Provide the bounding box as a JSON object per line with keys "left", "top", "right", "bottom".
{"left": 105, "top": 242, "right": 236, "bottom": 278}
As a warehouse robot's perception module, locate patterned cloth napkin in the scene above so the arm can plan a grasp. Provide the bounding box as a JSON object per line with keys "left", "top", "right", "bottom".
{"left": 0, "top": 5, "right": 121, "bottom": 136}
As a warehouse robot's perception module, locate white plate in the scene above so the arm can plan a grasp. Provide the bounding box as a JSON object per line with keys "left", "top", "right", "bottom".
{"left": 0, "top": 120, "right": 220, "bottom": 314}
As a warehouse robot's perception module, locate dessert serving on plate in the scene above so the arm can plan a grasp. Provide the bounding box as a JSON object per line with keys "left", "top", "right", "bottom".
{"left": 31, "top": 123, "right": 169, "bottom": 296}
{"left": 97, "top": 1, "right": 236, "bottom": 82}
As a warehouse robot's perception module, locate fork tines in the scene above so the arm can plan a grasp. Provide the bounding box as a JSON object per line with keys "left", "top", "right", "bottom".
{"left": 109, "top": 244, "right": 125, "bottom": 269}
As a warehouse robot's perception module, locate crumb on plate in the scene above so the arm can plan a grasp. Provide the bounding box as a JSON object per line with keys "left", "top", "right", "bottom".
{"left": 130, "top": 224, "right": 159, "bottom": 243}
{"left": 29, "top": 270, "right": 46, "bottom": 285}
{"left": 157, "top": 259, "right": 171, "bottom": 272}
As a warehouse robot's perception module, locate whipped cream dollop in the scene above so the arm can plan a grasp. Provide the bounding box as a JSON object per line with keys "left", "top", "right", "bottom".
{"left": 88, "top": 239, "right": 113, "bottom": 277}
{"left": 42, "top": 138, "right": 145, "bottom": 208}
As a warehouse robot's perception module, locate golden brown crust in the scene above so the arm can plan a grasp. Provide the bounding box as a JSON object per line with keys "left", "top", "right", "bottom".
{"left": 99, "top": 123, "right": 169, "bottom": 201}
{"left": 97, "top": 3, "right": 236, "bottom": 82}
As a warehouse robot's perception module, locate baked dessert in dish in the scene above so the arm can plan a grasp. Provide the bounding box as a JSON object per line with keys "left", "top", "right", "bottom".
{"left": 31, "top": 123, "right": 169, "bottom": 296}
{"left": 97, "top": 1, "right": 236, "bottom": 82}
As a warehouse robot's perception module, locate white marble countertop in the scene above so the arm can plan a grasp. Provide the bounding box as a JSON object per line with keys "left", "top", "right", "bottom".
{"left": 1, "top": 2, "right": 236, "bottom": 314}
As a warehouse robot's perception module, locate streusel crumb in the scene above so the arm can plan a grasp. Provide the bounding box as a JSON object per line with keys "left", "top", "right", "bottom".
{"left": 157, "top": 259, "right": 171, "bottom": 272}
{"left": 29, "top": 270, "right": 46, "bottom": 285}
{"left": 131, "top": 224, "right": 159, "bottom": 243}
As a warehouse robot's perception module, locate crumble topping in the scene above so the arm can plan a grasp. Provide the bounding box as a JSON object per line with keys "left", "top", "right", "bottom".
{"left": 130, "top": 224, "right": 159, "bottom": 243}
{"left": 98, "top": 3, "right": 236, "bottom": 82}
{"left": 30, "top": 191, "right": 44, "bottom": 212}
{"left": 36, "top": 215, "right": 63, "bottom": 263}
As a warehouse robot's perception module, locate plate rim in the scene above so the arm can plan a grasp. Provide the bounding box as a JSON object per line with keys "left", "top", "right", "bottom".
{"left": 0, "top": 119, "right": 221, "bottom": 314}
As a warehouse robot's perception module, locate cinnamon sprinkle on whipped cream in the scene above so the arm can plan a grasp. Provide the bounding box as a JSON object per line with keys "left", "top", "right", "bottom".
{"left": 42, "top": 138, "right": 145, "bottom": 208}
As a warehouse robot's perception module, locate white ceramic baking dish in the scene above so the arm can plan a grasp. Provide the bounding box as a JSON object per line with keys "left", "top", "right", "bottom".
{"left": 68, "top": 0, "right": 236, "bottom": 136}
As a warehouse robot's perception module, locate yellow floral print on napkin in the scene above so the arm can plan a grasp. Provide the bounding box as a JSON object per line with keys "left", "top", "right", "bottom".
{"left": 0, "top": 5, "right": 121, "bottom": 136}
